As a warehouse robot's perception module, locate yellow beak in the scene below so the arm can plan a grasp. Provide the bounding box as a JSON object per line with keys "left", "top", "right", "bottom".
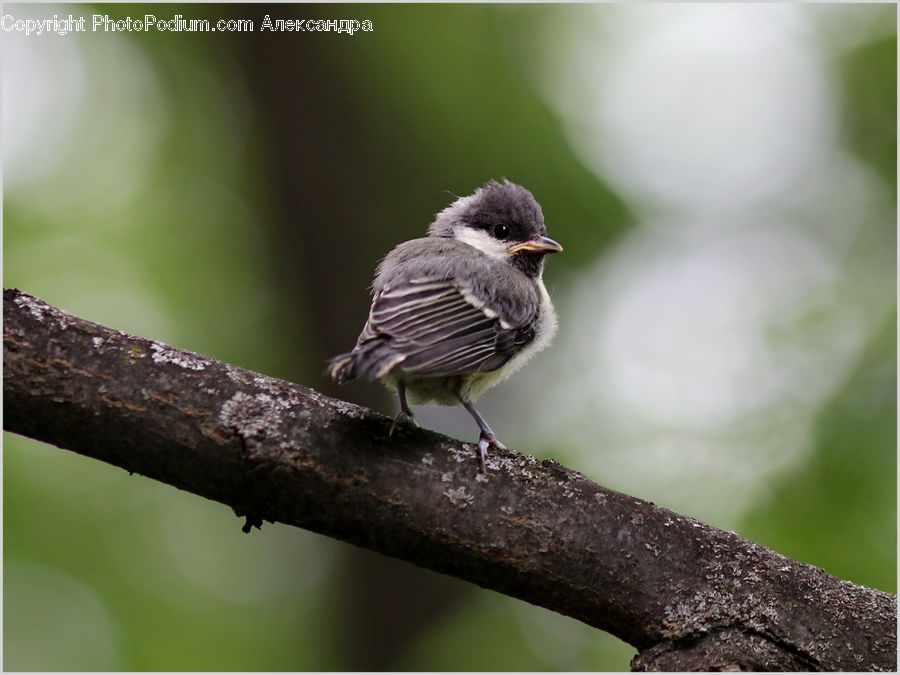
{"left": 506, "top": 235, "right": 564, "bottom": 255}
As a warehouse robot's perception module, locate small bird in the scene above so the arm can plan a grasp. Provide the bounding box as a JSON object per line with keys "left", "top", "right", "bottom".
{"left": 328, "top": 179, "right": 563, "bottom": 471}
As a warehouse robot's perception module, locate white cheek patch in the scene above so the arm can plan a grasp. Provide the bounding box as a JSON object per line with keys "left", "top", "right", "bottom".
{"left": 453, "top": 227, "right": 510, "bottom": 261}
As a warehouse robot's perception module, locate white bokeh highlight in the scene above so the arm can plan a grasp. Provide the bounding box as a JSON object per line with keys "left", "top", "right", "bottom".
{"left": 502, "top": 4, "right": 892, "bottom": 527}
{"left": 5, "top": 560, "right": 124, "bottom": 670}
{"left": 556, "top": 4, "right": 835, "bottom": 215}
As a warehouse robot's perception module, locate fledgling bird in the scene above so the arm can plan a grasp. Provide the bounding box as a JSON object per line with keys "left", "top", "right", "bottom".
{"left": 328, "top": 179, "right": 563, "bottom": 471}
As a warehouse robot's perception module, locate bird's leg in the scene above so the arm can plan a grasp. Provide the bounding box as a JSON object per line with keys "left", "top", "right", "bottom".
{"left": 389, "top": 381, "right": 418, "bottom": 436}
{"left": 457, "top": 397, "right": 505, "bottom": 473}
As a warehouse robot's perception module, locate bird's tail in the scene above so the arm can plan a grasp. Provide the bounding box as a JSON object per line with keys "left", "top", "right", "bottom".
{"left": 327, "top": 352, "right": 357, "bottom": 384}
{"left": 328, "top": 340, "right": 405, "bottom": 384}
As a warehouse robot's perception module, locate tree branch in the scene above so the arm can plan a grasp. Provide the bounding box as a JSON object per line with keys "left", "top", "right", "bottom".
{"left": 4, "top": 288, "right": 896, "bottom": 671}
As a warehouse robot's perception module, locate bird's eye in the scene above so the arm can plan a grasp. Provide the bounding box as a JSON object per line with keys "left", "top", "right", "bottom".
{"left": 493, "top": 223, "right": 510, "bottom": 239}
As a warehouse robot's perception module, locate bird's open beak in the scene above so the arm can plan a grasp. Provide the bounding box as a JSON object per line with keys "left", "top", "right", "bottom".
{"left": 507, "top": 235, "right": 564, "bottom": 255}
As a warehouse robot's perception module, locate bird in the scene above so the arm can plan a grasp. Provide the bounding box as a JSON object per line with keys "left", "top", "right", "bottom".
{"left": 328, "top": 179, "right": 563, "bottom": 471}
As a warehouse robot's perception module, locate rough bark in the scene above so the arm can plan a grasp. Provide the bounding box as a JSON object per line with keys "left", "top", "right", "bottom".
{"left": 4, "top": 289, "right": 896, "bottom": 672}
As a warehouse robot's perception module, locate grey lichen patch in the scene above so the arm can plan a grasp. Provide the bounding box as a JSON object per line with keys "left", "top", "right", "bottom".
{"left": 13, "top": 293, "right": 47, "bottom": 321}
{"left": 150, "top": 341, "right": 208, "bottom": 371}
{"left": 223, "top": 366, "right": 291, "bottom": 398}
{"left": 483, "top": 454, "right": 509, "bottom": 471}
{"left": 329, "top": 400, "right": 367, "bottom": 420}
{"left": 13, "top": 293, "right": 72, "bottom": 329}
{"left": 558, "top": 479, "right": 581, "bottom": 499}
{"left": 662, "top": 586, "right": 782, "bottom": 640}
{"left": 485, "top": 452, "right": 542, "bottom": 479}
{"left": 663, "top": 589, "right": 725, "bottom": 637}
{"left": 441, "top": 471, "right": 453, "bottom": 483}
{"left": 253, "top": 373, "right": 288, "bottom": 392}
{"left": 474, "top": 472, "right": 489, "bottom": 483}
{"left": 448, "top": 444, "right": 477, "bottom": 464}
{"left": 220, "top": 391, "right": 294, "bottom": 440}
{"left": 285, "top": 385, "right": 367, "bottom": 421}
{"left": 444, "top": 486, "right": 475, "bottom": 509}
{"left": 92, "top": 336, "right": 105, "bottom": 349}
{"left": 225, "top": 365, "right": 253, "bottom": 386}
{"left": 300, "top": 388, "right": 331, "bottom": 406}
{"left": 421, "top": 453, "right": 434, "bottom": 465}
{"left": 451, "top": 446, "right": 542, "bottom": 478}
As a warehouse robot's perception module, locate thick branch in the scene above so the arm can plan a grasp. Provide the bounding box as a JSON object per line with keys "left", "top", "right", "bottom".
{"left": 4, "top": 288, "right": 896, "bottom": 671}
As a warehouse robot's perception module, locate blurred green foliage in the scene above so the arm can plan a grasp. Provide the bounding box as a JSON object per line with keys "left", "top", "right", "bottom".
{"left": 743, "top": 314, "right": 896, "bottom": 592}
{"left": 840, "top": 35, "right": 897, "bottom": 195}
{"left": 4, "top": 3, "right": 895, "bottom": 671}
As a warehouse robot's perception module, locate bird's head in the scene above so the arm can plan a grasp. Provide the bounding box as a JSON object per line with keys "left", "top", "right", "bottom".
{"left": 428, "top": 179, "right": 563, "bottom": 277}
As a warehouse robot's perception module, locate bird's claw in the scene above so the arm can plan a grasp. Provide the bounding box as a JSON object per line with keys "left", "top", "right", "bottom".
{"left": 477, "top": 434, "right": 506, "bottom": 473}
{"left": 389, "top": 411, "right": 418, "bottom": 437}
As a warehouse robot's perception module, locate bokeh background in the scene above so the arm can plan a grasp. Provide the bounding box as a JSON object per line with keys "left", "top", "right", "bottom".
{"left": 4, "top": 3, "right": 895, "bottom": 671}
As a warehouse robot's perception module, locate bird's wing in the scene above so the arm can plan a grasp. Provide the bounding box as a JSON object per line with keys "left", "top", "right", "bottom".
{"left": 361, "top": 277, "right": 535, "bottom": 378}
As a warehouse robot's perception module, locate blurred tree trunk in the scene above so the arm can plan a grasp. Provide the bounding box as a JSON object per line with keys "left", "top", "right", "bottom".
{"left": 236, "top": 7, "right": 468, "bottom": 668}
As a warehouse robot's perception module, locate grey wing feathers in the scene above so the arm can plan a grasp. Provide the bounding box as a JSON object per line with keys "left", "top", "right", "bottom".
{"left": 329, "top": 278, "right": 534, "bottom": 382}
{"left": 328, "top": 238, "right": 539, "bottom": 384}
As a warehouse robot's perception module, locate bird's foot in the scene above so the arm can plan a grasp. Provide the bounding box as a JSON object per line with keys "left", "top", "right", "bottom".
{"left": 477, "top": 433, "right": 506, "bottom": 473}
{"left": 389, "top": 411, "right": 418, "bottom": 437}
